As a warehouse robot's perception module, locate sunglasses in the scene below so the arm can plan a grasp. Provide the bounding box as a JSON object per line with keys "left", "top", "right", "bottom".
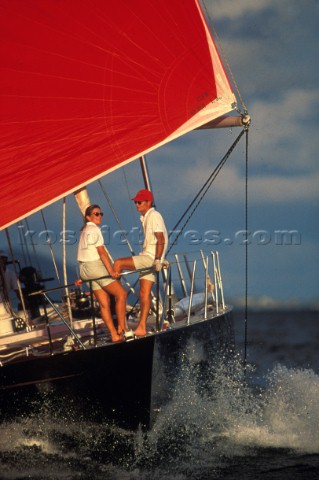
{"left": 92, "top": 212, "right": 104, "bottom": 217}
{"left": 134, "top": 201, "right": 144, "bottom": 205}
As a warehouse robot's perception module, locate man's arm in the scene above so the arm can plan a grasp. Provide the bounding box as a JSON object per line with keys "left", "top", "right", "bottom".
{"left": 154, "top": 231, "right": 165, "bottom": 259}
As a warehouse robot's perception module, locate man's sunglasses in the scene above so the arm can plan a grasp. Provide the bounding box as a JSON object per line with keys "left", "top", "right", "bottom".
{"left": 134, "top": 201, "right": 145, "bottom": 205}
{"left": 92, "top": 212, "right": 104, "bottom": 217}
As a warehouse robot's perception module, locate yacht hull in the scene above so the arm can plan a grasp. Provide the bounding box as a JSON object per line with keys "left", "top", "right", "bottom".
{"left": 0, "top": 309, "right": 234, "bottom": 430}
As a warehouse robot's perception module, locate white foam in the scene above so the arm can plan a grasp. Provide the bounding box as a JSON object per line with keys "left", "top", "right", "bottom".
{"left": 142, "top": 346, "right": 319, "bottom": 458}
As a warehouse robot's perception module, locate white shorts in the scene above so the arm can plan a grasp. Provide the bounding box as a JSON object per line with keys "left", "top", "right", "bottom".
{"left": 132, "top": 255, "right": 155, "bottom": 282}
{"left": 79, "top": 259, "right": 115, "bottom": 290}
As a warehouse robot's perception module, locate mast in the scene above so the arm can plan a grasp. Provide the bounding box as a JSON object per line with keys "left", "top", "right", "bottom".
{"left": 139, "top": 156, "right": 153, "bottom": 193}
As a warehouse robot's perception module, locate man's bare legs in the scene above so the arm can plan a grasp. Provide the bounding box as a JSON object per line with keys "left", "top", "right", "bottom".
{"left": 135, "top": 278, "right": 153, "bottom": 336}
{"left": 113, "top": 257, "right": 135, "bottom": 273}
{"left": 114, "top": 257, "right": 153, "bottom": 336}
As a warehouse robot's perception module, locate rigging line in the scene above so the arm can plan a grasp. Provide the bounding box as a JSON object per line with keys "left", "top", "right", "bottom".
{"left": 40, "top": 210, "right": 61, "bottom": 284}
{"left": 169, "top": 128, "right": 245, "bottom": 237}
{"left": 62, "top": 198, "right": 73, "bottom": 324}
{"left": 167, "top": 128, "right": 245, "bottom": 255}
{"left": 17, "top": 221, "right": 28, "bottom": 268}
{"left": 244, "top": 127, "right": 249, "bottom": 371}
{"left": 122, "top": 166, "right": 138, "bottom": 229}
{"left": 18, "top": 220, "right": 32, "bottom": 267}
{"left": 24, "top": 218, "right": 42, "bottom": 273}
{"left": 98, "top": 179, "right": 136, "bottom": 256}
{"left": 201, "top": 0, "right": 248, "bottom": 115}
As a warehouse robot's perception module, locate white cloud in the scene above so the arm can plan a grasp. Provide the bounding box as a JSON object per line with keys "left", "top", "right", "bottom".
{"left": 248, "top": 171, "right": 319, "bottom": 203}
{"left": 150, "top": 0, "right": 316, "bottom": 210}
{"left": 205, "top": 0, "right": 309, "bottom": 23}
{"left": 206, "top": 0, "right": 272, "bottom": 20}
{"left": 148, "top": 1, "right": 319, "bottom": 210}
{"left": 205, "top": 0, "right": 318, "bottom": 101}
{"left": 151, "top": 85, "right": 319, "bottom": 206}
{"left": 248, "top": 88, "right": 319, "bottom": 171}
{"left": 177, "top": 162, "right": 319, "bottom": 205}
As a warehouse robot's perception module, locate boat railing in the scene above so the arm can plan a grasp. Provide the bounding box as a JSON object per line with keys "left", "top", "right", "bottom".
{"left": 26, "top": 251, "right": 225, "bottom": 353}
{"left": 168, "top": 250, "right": 226, "bottom": 326}
{"left": 27, "top": 267, "right": 154, "bottom": 351}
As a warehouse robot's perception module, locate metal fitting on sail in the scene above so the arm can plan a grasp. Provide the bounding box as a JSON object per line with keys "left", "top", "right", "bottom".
{"left": 241, "top": 114, "right": 251, "bottom": 129}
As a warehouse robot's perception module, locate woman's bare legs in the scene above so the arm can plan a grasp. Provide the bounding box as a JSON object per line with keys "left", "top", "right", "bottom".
{"left": 104, "top": 280, "right": 128, "bottom": 334}
{"left": 93, "top": 288, "right": 121, "bottom": 342}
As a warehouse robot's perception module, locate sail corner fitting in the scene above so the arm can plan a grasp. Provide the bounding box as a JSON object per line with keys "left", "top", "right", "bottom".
{"left": 241, "top": 114, "right": 251, "bottom": 129}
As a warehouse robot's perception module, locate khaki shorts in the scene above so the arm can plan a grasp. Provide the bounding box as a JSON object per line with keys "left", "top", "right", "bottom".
{"left": 132, "top": 255, "right": 155, "bottom": 282}
{"left": 79, "top": 259, "right": 115, "bottom": 290}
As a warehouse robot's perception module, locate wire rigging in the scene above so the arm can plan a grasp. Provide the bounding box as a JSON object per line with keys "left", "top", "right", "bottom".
{"left": 24, "top": 218, "right": 42, "bottom": 273}
{"left": 167, "top": 128, "right": 245, "bottom": 255}
{"left": 98, "top": 179, "right": 136, "bottom": 256}
{"left": 40, "top": 210, "right": 61, "bottom": 284}
{"left": 201, "top": 0, "right": 251, "bottom": 369}
{"left": 244, "top": 127, "right": 249, "bottom": 370}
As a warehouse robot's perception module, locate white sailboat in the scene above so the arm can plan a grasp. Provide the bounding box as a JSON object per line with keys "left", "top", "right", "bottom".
{"left": 0, "top": 0, "right": 249, "bottom": 429}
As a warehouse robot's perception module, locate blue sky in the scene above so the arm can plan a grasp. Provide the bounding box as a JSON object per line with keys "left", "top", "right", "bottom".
{"left": 1, "top": 0, "right": 318, "bottom": 308}
{"left": 200, "top": 0, "right": 319, "bottom": 307}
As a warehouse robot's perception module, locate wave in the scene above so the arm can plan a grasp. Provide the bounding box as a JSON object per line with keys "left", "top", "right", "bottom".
{"left": 0, "top": 346, "right": 318, "bottom": 479}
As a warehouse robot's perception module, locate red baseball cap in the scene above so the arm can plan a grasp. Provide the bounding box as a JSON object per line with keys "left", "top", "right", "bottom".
{"left": 132, "top": 189, "right": 153, "bottom": 202}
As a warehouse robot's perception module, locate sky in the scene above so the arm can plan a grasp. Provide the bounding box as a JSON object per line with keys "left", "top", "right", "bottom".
{"left": 200, "top": 0, "right": 319, "bottom": 307}
{"left": 1, "top": 0, "right": 318, "bottom": 309}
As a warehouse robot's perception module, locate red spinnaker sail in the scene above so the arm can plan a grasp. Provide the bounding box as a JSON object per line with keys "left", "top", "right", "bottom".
{"left": 0, "top": 0, "right": 236, "bottom": 229}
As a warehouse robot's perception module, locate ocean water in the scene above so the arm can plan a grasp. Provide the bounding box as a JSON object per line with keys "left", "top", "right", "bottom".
{"left": 0, "top": 309, "right": 319, "bottom": 479}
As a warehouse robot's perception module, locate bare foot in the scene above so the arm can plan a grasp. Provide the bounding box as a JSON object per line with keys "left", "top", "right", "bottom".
{"left": 134, "top": 327, "right": 147, "bottom": 337}
{"left": 111, "top": 332, "right": 123, "bottom": 343}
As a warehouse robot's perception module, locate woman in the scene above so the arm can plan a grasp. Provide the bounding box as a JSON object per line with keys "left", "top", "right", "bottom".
{"left": 77, "top": 204, "right": 127, "bottom": 342}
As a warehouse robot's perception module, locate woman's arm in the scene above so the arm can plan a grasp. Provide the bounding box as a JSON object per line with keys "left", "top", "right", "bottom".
{"left": 97, "top": 245, "right": 120, "bottom": 278}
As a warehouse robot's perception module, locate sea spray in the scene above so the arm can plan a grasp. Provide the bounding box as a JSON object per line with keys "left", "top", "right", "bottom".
{"left": 1, "top": 348, "right": 319, "bottom": 478}
{"left": 131, "top": 347, "right": 257, "bottom": 468}
{"left": 132, "top": 346, "right": 319, "bottom": 468}
{"left": 261, "top": 365, "right": 319, "bottom": 452}
{"left": 211, "top": 364, "right": 319, "bottom": 455}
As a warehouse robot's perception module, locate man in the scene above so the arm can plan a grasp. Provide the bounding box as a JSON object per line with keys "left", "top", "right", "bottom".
{"left": 114, "top": 189, "right": 168, "bottom": 336}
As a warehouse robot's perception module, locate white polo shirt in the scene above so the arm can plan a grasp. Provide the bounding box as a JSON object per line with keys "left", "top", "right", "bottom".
{"left": 140, "top": 208, "right": 168, "bottom": 260}
{"left": 77, "top": 222, "right": 104, "bottom": 262}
